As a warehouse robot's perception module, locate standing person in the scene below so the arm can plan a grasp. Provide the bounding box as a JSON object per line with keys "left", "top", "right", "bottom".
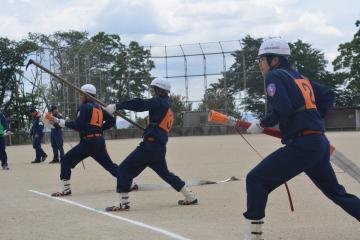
{"left": 49, "top": 84, "right": 119, "bottom": 197}
{"left": 243, "top": 38, "right": 360, "bottom": 240}
{"left": 0, "top": 112, "right": 10, "bottom": 170}
{"left": 49, "top": 105, "right": 64, "bottom": 164}
{"left": 30, "top": 108, "right": 47, "bottom": 163}
{"left": 104, "top": 77, "right": 198, "bottom": 212}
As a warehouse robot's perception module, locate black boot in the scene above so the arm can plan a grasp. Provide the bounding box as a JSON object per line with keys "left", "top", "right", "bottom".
{"left": 49, "top": 158, "right": 60, "bottom": 164}
{"left": 2, "top": 163, "right": 9, "bottom": 170}
{"left": 41, "top": 153, "right": 48, "bottom": 162}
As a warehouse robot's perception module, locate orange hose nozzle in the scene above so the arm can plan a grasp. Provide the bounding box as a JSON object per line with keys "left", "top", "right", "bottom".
{"left": 208, "top": 110, "right": 229, "bottom": 125}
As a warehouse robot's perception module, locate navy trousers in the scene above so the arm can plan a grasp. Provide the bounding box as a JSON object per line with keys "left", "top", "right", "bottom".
{"left": 51, "top": 131, "right": 64, "bottom": 160}
{"left": 117, "top": 141, "right": 185, "bottom": 193}
{"left": 244, "top": 134, "right": 360, "bottom": 221}
{"left": 32, "top": 136, "right": 46, "bottom": 161}
{"left": 60, "top": 137, "right": 117, "bottom": 180}
{"left": 0, "top": 137, "right": 7, "bottom": 166}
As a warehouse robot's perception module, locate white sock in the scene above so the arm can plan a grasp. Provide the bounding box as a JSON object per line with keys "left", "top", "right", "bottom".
{"left": 119, "top": 192, "right": 130, "bottom": 208}
{"left": 61, "top": 180, "right": 71, "bottom": 193}
{"left": 244, "top": 218, "right": 264, "bottom": 240}
{"left": 180, "top": 185, "right": 196, "bottom": 202}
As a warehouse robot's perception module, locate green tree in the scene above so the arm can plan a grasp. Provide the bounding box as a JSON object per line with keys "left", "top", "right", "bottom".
{"left": 198, "top": 82, "right": 240, "bottom": 118}
{"left": 0, "top": 37, "right": 38, "bottom": 131}
{"left": 289, "top": 40, "right": 328, "bottom": 81}
{"left": 90, "top": 32, "right": 125, "bottom": 102}
{"left": 199, "top": 35, "right": 263, "bottom": 117}
{"left": 169, "top": 94, "right": 191, "bottom": 127}
{"left": 290, "top": 40, "right": 342, "bottom": 90}
{"left": 29, "top": 31, "right": 155, "bottom": 118}
{"left": 201, "top": 35, "right": 338, "bottom": 117}
{"left": 109, "top": 40, "right": 154, "bottom": 102}
{"left": 232, "top": 36, "right": 264, "bottom": 117}
{"left": 28, "top": 31, "right": 89, "bottom": 118}
{"left": 333, "top": 20, "right": 360, "bottom": 106}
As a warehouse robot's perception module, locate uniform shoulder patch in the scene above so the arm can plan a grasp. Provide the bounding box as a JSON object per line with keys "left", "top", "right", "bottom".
{"left": 39, "top": 122, "right": 44, "bottom": 125}
{"left": 266, "top": 83, "right": 276, "bottom": 97}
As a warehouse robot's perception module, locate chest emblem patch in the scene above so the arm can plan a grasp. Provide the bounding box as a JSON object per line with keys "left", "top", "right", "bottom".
{"left": 266, "top": 83, "right": 276, "bottom": 97}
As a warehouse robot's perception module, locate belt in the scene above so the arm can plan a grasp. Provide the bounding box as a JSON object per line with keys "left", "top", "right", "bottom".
{"left": 296, "top": 130, "right": 323, "bottom": 137}
{"left": 143, "top": 136, "right": 157, "bottom": 143}
{"left": 84, "top": 133, "right": 102, "bottom": 139}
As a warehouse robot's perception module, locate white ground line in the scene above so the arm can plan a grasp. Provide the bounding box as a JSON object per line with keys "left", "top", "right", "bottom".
{"left": 29, "top": 190, "right": 190, "bottom": 240}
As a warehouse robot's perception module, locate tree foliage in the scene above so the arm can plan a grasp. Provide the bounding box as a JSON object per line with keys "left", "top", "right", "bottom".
{"left": 0, "top": 37, "right": 38, "bottom": 130}
{"left": 108, "top": 40, "right": 154, "bottom": 102}
{"left": 3, "top": 20, "right": 360, "bottom": 133}
{"left": 199, "top": 35, "right": 342, "bottom": 117}
{"left": 332, "top": 20, "right": 360, "bottom": 106}
{"left": 197, "top": 35, "right": 260, "bottom": 117}
{"left": 198, "top": 84, "right": 240, "bottom": 118}
{"left": 169, "top": 94, "right": 192, "bottom": 127}
{"left": 29, "top": 30, "right": 154, "bottom": 118}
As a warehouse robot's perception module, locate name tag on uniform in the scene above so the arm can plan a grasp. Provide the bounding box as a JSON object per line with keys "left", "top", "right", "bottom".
{"left": 266, "top": 83, "right": 276, "bottom": 97}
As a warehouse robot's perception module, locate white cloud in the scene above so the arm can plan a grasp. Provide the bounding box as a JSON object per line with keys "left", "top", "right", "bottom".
{"left": 0, "top": 0, "right": 359, "bottom": 101}
{"left": 0, "top": 0, "right": 110, "bottom": 40}
{"left": 124, "top": 0, "right": 347, "bottom": 49}
{"left": 0, "top": 0, "right": 353, "bottom": 47}
{"left": 262, "top": 11, "right": 343, "bottom": 38}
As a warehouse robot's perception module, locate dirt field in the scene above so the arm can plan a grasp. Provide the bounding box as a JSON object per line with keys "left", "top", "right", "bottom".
{"left": 0, "top": 132, "right": 359, "bottom": 240}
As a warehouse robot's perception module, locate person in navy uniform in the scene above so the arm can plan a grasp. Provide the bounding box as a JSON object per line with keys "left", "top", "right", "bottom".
{"left": 0, "top": 112, "right": 10, "bottom": 170}
{"left": 29, "top": 108, "right": 47, "bottom": 163}
{"left": 243, "top": 38, "right": 360, "bottom": 240}
{"left": 49, "top": 105, "right": 64, "bottom": 164}
{"left": 50, "top": 84, "right": 119, "bottom": 197}
{"left": 104, "top": 77, "right": 198, "bottom": 212}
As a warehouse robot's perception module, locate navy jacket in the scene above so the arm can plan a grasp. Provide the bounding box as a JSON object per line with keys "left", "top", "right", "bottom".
{"left": 116, "top": 96, "right": 172, "bottom": 145}
{"left": 260, "top": 68, "right": 335, "bottom": 143}
{"left": 30, "top": 117, "right": 44, "bottom": 138}
{"left": 65, "top": 102, "right": 115, "bottom": 139}
{"left": 51, "top": 113, "right": 64, "bottom": 135}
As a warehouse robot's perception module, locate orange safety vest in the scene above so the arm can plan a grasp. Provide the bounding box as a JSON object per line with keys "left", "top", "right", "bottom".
{"left": 150, "top": 108, "right": 174, "bottom": 133}
{"left": 89, "top": 107, "right": 104, "bottom": 128}
{"left": 294, "top": 78, "right": 317, "bottom": 110}
{"left": 278, "top": 69, "right": 317, "bottom": 112}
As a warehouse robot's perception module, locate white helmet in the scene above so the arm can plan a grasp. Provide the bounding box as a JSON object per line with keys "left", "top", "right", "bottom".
{"left": 150, "top": 77, "right": 171, "bottom": 92}
{"left": 258, "top": 38, "right": 290, "bottom": 57}
{"left": 81, "top": 84, "right": 96, "bottom": 95}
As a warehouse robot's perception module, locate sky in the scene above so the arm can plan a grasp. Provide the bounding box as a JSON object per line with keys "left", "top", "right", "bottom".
{"left": 1, "top": 0, "right": 359, "bottom": 106}
{"left": 1, "top": 0, "right": 359, "bottom": 59}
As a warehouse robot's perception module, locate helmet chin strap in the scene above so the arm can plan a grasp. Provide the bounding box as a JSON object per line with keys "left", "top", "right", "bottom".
{"left": 265, "top": 55, "right": 274, "bottom": 70}
{"left": 86, "top": 96, "right": 93, "bottom": 102}
{"left": 84, "top": 93, "right": 95, "bottom": 102}
{"left": 265, "top": 55, "right": 281, "bottom": 71}
{"left": 266, "top": 54, "right": 290, "bottom": 71}
{"left": 269, "top": 62, "right": 280, "bottom": 71}
{"left": 153, "top": 86, "right": 167, "bottom": 97}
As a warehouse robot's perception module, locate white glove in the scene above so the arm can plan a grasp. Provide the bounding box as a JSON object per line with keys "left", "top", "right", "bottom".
{"left": 3, "top": 130, "right": 10, "bottom": 136}
{"left": 104, "top": 104, "right": 116, "bottom": 114}
{"left": 247, "top": 119, "right": 264, "bottom": 134}
{"left": 52, "top": 117, "right": 60, "bottom": 124}
{"left": 58, "top": 119, "right": 66, "bottom": 128}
